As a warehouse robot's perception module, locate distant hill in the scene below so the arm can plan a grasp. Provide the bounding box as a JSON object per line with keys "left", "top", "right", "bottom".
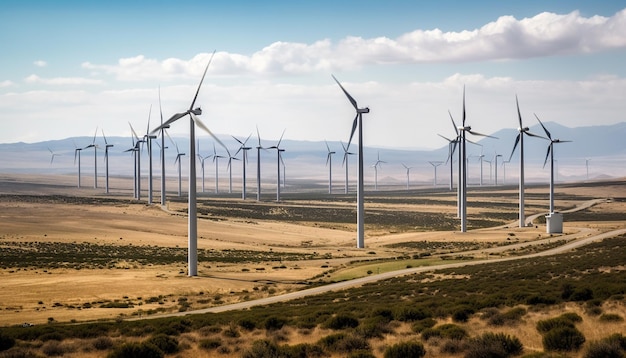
{"left": 0, "top": 122, "right": 624, "bottom": 185}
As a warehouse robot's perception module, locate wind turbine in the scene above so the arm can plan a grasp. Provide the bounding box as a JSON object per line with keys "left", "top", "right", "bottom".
{"left": 197, "top": 140, "right": 211, "bottom": 193}
{"left": 325, "top": 140, "right": 335, "bottom": 194}
{"left": 173, "top": 140, "right": 185, "bottom": 197}
{"left": 371, "top": 152, "right": 386, "bottom": 191}
{"left": 158, "top": 87, "right": 169, "bottom": 206}
{"left": 233, "top": 134, "right": 252, "bottom": 200}
{"left": 401, "top": 163, "right": 413, "bottom": 190}
{"left": 143, "top": 106, "right": 157, "bottom": 204}
{"left": 536, "top": 114, "right": 572, "bottom": 215}
{"left": 128, "top": 122, "right": 144, "bottom": 200}
{"left": 212, "top": 143, "right": 226, "bottom": 194}
{"left": 123, "top": 131, "right": 138, "bottom": 198}
{"left": 438, "top": 132, "right": 458, "bottom": 192}
{"left": 509, "top": 96, "right": 545, "bottom": 228}
{"left": 333, "top": 75, "right": 370, "bottom": 249}
{"left": 101, "top": 130, "right": 114, "bottom": 194}
{"left": 341, "top": 141, "right": 354, "bottom": 194}
{"left": 428, "top": 161, "right": 443, "bottom": 187}
{"left": 256, "top": 126, "right": 264, "bottom": 201}
{"left": 84, "top": 127, "right": 99, "bottom": 189}
{"left": 150, "top": 50, "right": 228, "bottom": 277}
{"left": 73, "top": 140, "right": 83, "bottom": 188}
{"left": 502, "top": 159, "right": 510, "bottom": 185}
{"left": 456, "top": 87, "right": 497, "bottom": 232}
{"left": 494, "top": 153, "right": 502, "bottom": 186}
{"left": 47, "top": 147, "right": 59, "bottom": 164}
{"left": 268, "top": 129, "right": 285, "bottom": 202}
{"left": 226, "top": 148, "right": 239, "bottom": 194}
{"left": 585, "top": 158, "right": 591, "bottom": 180}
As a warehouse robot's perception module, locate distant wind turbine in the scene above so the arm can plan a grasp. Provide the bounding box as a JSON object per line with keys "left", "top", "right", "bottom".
{"left": 333, "top": 75, "right": 370, "bottom": 249}
{"left": 212, "top": 143, "right": 226, "bottom": 194}
{"left": 536, "top": 114, "right": 572, "bottom": 214}
{"left": 84, "top": 127, "right": 99, "bottom": 189}
{"left": 197, "top": 140, "right": 211, "bottom": 193}
{"left": 256, "top": 126, "right": 264, "bottom": 201}
{"left": 143, "top": 106, "right": 157, "bottom": 204}
{"left": 494, "top": 153, "right": 502, "bottom": 186}
{"left": 401, "top": 163, "right": 413, "bottom": 190}
{"left": 233, "top": 134, "right": 252, "bottom": 200}
{"left": 128, "top": 122, "right": 145, "bottom": 200}
{"left": 47, "top": 147, "right": 59, "bottom": 164}
{"left": 428, "top": 161, "right": 443, "bottom": 187}
{"left": 173, "top": 140, "right": 185, "bottom": 197}
{"left": 325, "top": 140, "right": 335, "bottom": 194}
{"left": 268, "top": 129, "right": 286, "bottom": 202}
{"left": 341, "top": 141, "right": 354, "bottom": 194}
{"left": 226, "top": 147, "right": 240, "bottom": 194}
{"left": 371, "top": 152, "right": 386, "bottom": 191}
{"left": 585, "top": 158, "right": 591, "bottom": 180}
{"left": 158, "top": 87, "right": 169, "bottom": 206}
{"left": 73, "top": 140, "right": 83, "bottom": 188}
{"left": 150, "top": 50, "right": 228, "bottom": 277}
{"left": 509, "top": 96, "right": 545, "bottom": 228}
{"left": 438, "top": 131, "right": 458, "bottom": 192}
{"left": 102, "top": 130, "right": 114, "bottom": 194}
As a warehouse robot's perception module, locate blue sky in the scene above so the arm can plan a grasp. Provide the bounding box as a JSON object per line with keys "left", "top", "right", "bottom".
{"left": 1, "top": 0, "right": 625, "bottom": 150}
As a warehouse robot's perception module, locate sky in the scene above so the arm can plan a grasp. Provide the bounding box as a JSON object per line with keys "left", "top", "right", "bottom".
{"left": 1, "top": 0, "right": 626, "bottom": 151}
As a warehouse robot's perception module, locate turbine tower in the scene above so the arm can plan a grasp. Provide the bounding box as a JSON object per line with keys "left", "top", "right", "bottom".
{"left": 197, "top": 139, "right": 211, "bottom": 193}
{"left": 494, "top": 153, "right": 502, "bottom": 186}
{"left": 438, "top": 131, "right": 458, "bottom": 192}
{"left": 429, "top": 161, "right": 443, "bottom": 187}
{"left": 128, "top": 122, "right": 144, "bottom": 200}
{"left": 212, "top": 143, "right": 226, "bottom": 194}
{"left": 341, "top": 141, "right": 354, "bottom": 194}
{"left": 158, "top": 87, "right": 169, "bottom": 206}
{"left": 233, "top": 134, "right": 252, "bottom": 200}
{"left": 150, "top": 50, "right": 228, "bottom": 277}
{"left": 102, "top": 130, "right": 114, "bottom": 194}
{"left": 325, "top": 140, "right": 335, "bottom": 194}
{"left": 84, "top": 127, "right": 99, "bottom": 189}
{"left": 509, "top": 96, "right": 545, "bottom": 228}
{"left": 143, "top": 106, "right": 157, "bottom": 204}
{"left": 226, "top": 149, "right": 239, "bottom": 194}
{"left": 268, "top": 129, "right": 285, "bottom": 202}
{"left": 256, "top": 126, "right": 264, "bottom": 201}
{"left": 333, "top": 75, "right": 370, "bottom": 249}
{"left": 73, "top": 141, "right": 83, "bottom": 188}
{"left": 123, "top": 132, "right": 138, "bottom": 198}
{"left": 173, "top": 141, "right": 185, "bottom": 197}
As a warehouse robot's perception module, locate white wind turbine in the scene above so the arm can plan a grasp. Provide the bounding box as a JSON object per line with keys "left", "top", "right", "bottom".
{"left": 143, "top": 106, "right": 157, "bottom": 204}
{"left": 226, "top": 147, "right": 239, "bottom": 194}
{"left": 494, "top": 153, "right": 502, "bottom": 186}
{"left": 101, "top": 129, "right": 114, "bottom": 194}
{"left": 48, "top": 147, "right": 60, "bottom": 164}
{"left": 268, "top": 129, "right": 286, "bottom": 202}
{"left": 341, "top": 141, "right": 355, "bottom": 194}
{"left": 256, "top": 126, "right": 264, "bottom": 201}
{"left": 123, "top": 131, "right": 138, "bottom": 198}
{"left": 401, "top": 163, "right": 413, "bottom": 190}
{"left": 456, "top": 87, "right": 497, "bottom": 232}
{"left": 197, "top": 140, "right": 211, "bottom": 193}
{"left": 158, "top": 87, "right": 169, "bottom": 206}
{"left": 73, "top": 140, "right": 84, "bottom": 188}
{"left": 325, "top": 140, "right": 335, "bottom": 194}
{"left": 173, "top": 140, "right": 185, "bottom": 197}
{"left": 233, "top": 134, "right": 252, "bottom": 200}
{"left": 372, "top": 152, "right": 386, "bottom": 191}
{"left": 84, "top": 127, "right": 99, "bottom": 189}
{"left": 509, "top": 96, "right": 545, "bottom": 228}
{"left": 212, "top": 143, "right": 226, "bottom": 194}
{"left": 536, "top": 114, "right": 572, "bottom": 215}
{"left": 128, "top": 122, "right": 145, "bottom": 200}
{"left": 333, "top": 75, "right": 370, "bottom": 249}
{"left": 502, "top": 159, "right": 510, "bottom": 185}
{"left": 428, "top": 161, "right": 443, "bottom": 187}
{"left": 150, "top": 50, "right": 228, "bottom": 277}
{"left": 438, "top": 131, "right": 458, "bottom": 192}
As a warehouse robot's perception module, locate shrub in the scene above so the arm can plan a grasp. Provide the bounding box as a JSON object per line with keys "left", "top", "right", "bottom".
{"left": 147, "top": 334, "right": 179, "bottom": 354}
{"left": 394, "top": 306, "right": 429, "bottom": 322}
{"left": 324, "top": 314, "right": 359, "bottom": 330}
{"left": 318, "top": 333, "right": 369, "bottom": 353}
{"left": 238, "top": 318, "right": 256, "bottom": 331}
{"left": 349, "top": 350, "right": 376, "bottom": 358}
{"left": 464, "top": 332, "right": 523, "bottom": 358}
{"left": 0, "top": 333, "right": 15, "bottom": 351}
{"left": 422, "top": 323, "right": 468, "bottom": 341}
{"left": 199, "top": 338, "right": 222, "bottom": 350}
{"left": 41, "top": 340, "right": 74, "bottom": 356}
{"left": 264, "top": 316, "right": 286, "bottom": 331}
{"left": 583, "top": 340, "right": 624, "bottom": 358}
{"left": 599, "top": 313, "right": 624, "bottom": 322}
{"left": 106, "top": 342, "right": 164, "bottom": 358}
{"left": 441, "top": 339, "right": 467, "bottom": 354}
{"left": 542, "top": 326, "right": 585, "bottom": 352}
{"left": 92, "top": 336, "right": 114, "bottom": 350}
{"left": 383, "top": 341, "right": 426, "bottom": 358}
{"left": 411, "top": 318, "right": 436, "bottom": 333}
{"left": 452, "top": 306, "right": 475, "bottom": 322}
{"left": 536, "top": 313, "right": 581, "bottom": 334}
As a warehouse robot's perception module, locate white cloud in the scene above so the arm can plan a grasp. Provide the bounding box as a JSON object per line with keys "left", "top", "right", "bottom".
{"left": 0, "top": 80, "right": 14, "bottom": 88}
{"left": 33, "top": 60, "right": 47, "bottom": 67}
{"left": 24, "top": 74, "right": 104, "bottom": 86}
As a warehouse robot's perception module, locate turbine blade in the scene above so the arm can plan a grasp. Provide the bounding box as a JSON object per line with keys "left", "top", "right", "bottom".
{"left": 158, "top": 85, "right": 164, "bottom": 125}
{"left": 191, "top": 113, "right": 231, "bottom": 157}
{"left": 467, "top": 129, "right": 498, "bottom": 139}
{"left": 325, "top": 139, "right": 331, "bottom": 153}
{"left": 516, "top": 95, "right": 523, "bottom": 128}
{"left": 462, "top": 85, "right": 466, "bottom": 127}
{"left": 128, "top": 122, "right": 140, "bottom": 140}
{"left": 448, "top": 110, "right": 459, "bottom": 136}
{"left": 331, "top": 74, "right": 358, "bottom": 110}
{"left": 146, "top": 104, "right": 152, "bottom": 135}
{"left": 543, "top": 144, "right": 551, "bottom": 168}
{"left": 92, "top": 126, "right": 98, "bottom": 144}
{"left": 256, "top": 125, "right": 262, "bottom": 147}
{"left": 347, "top": 114, "right": 358, "bottom": 149}
{"left": 509, "top": 134, "right": 521, "bottom": 161}
{"left": 189, "top": 50, "right": 216, "bottom": 111}
{"left": 101, "top": 129, "right": 108, "bottom": 145}
{"left": 151, "top": 112, "right": 187, "bottom": 135}
{"left": 277, "top": 129, "right": 285, "bottom": 147}
{"left": 534, "top": 113, "right": 552, "bottom": 140}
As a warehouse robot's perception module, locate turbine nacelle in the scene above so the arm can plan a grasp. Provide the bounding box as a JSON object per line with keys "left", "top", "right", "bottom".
{"left": 518, "top": 126, "right": 530, "bottom": 132}
{"left": 191, "top": 107, "right": 202, "bottom": 116}
{"left": 358, "top": 108, "right": 370, "bottom": 114}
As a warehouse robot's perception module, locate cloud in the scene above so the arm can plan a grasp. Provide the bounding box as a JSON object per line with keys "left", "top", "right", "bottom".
{"left": 33, "top": 60, "right": 47, "bottom": 67}
{"left": 0, "top": 80, "right": 14, "bottom": 88}
{"left": 80, "top": 8, "right": 626, "bottom": 81}
{"left": 24, "top": 74, "right": 104, "bottom": 86}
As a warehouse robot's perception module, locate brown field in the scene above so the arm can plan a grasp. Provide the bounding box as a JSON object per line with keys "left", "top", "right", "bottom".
{"left": 1, "top": 173, "right": 625, "bottom": 357}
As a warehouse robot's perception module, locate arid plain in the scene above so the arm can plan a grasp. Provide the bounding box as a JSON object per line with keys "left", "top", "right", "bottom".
{"left": 1, "top": 173, "right": 625, "bottom": 357}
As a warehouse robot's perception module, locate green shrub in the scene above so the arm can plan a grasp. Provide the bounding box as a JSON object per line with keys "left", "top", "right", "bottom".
{"left": 599, "top": 313, "right": 624, "bottom": 322}
{"left": 464, "top": 332, "right": 523, "bottom": 358}
{"left": 318, "top": 333, "right": 369, "bottom": 353}
{"left": 583, "top": 340, "right": 624, "bottom": 358}
{"left": 542, "top": 326, "right": 586, "bottom": 352}
{"left": 324, "top": 314, "right": 359, "bottom": 330}
{"left": 536, "top": 314, "right": 580, "bottom": 334}
{"left": 383, "top": 341, "right": 426, "bottom": 358}
{"left": 92, "top": 336, "right": 114, "bottom": 350}
{"left": 199, "top": 338, "right": 222, "bottom": 350}
{"left": 42, "top": 340, "right": 75, "bottom": 356}
{"left": 394, "top": 306, "right": 429, "bottom": 322}
{"left": 107, "top": 342, "right": 164, "bottom": 358}
{"left": 452, "top": 306, "right": 475, "bottom": 322}
{"left": 411, "top": 318, "right": 436, "bottom": 333}
{"left": 147, "top": 334, "right": 179, "bottom": 354}
{"left": 264, "top": 316, "right": 286, "bottom": 331}
{"left": 238, "top": 319, "right": 256, "bottom": 331}
{"left": 0, "top": 332, "right": 15, "bottom": 351}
